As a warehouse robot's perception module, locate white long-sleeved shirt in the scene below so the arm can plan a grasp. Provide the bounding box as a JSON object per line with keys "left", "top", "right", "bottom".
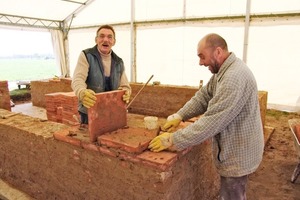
{"left": 72, "top": 50, "right": 131, "bottom": 101}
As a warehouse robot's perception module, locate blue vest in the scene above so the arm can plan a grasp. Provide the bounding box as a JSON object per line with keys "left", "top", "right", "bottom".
{"left": 78, "top": 45, "right": 124, "bottom": 114}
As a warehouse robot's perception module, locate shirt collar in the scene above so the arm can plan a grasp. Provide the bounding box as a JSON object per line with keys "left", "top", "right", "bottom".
{"left": 216, "top": 52, "right": 236, "bottom": 81}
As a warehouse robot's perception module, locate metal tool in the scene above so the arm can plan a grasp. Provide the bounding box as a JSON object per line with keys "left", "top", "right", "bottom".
{"left": 291, "top": 162, "right": 300, "bottom": 183}
{"left": 126, "top": 74, "right": 154, "bottom": 109}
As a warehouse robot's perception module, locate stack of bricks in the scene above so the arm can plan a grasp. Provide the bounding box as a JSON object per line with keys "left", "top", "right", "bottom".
{"left": 61, "top": 92, "right": 80, "bottom": 125}
{"left": 45, "top": 92, "right": 64, "bottom": 123}
{"left": 0, "top": 81, "right": 11, "bottom": 111}
{"left": 45, "top": 92, "right": 79, "bottom": 125}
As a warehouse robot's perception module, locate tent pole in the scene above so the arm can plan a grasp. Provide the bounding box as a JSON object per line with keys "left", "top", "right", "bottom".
{"left": 243, "top": 0, "right": 251, "bottom": 63}
{"left": 130, "top": 0, "right": 136, "bottom": 82}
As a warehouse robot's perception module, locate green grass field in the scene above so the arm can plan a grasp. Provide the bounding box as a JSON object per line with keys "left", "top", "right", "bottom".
{"left": 0, "top": 58, "right": 59, "bottom": 81}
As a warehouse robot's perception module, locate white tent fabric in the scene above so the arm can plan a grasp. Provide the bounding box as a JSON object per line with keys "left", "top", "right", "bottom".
{"left": 0, "top": 0, "right": 85, "bottom": 21}
{"left": 50, "top": 30, "right": 68, "bottom": 77}
{"left": 0, "top": 0, "right": 299, "bottom": 26}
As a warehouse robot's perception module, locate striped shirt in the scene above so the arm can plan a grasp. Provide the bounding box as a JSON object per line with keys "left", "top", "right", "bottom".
{"left": 173, "top": 53, "right": 264, "bottom": 177}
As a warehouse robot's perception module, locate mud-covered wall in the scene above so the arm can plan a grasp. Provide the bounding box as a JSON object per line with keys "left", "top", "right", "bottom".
{"left": 0, "top": 81, "right": 11, "bottom": 111}
{"left": 30, "top": 80, "right": 196, "bottom": 114}
{"left": 129, "top": 84, "right": 268, "bottom": 127}
{"left": 31, "top": 78, "right": 73, "bottom": 107}
{"left": 30, "top": 80, "right": 267, "bottom": 127}
{"left": 128, "top": 83, "right": 198, "bottom": 118}
{"left": 0, "top": 109, "right": 219, "bottom": 200}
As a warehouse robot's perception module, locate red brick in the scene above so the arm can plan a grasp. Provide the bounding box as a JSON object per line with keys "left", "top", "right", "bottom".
{"left": 88, "top": 90, "right": 127, "bottom": 142}
{"left": 98, "top": 146, "right": 119, "bottom": 157}
{"left": 118, "top": 152, "right": 141, "bottom": 163}
{"left": 98, "top": 127, "right": 157, "bottom": 153}
{"left": 137, "top": 151, "right": 178, "bottom": 171}
{"left": 53, "top": 128, "right": 81, "bottom": 147}
{"left": 81, "top": 140, "right": 99, "bottom": 152}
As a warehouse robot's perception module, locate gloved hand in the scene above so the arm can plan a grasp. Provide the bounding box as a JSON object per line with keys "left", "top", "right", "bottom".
{"left": 162, "top": 113, "right": 182, "bottom": 132}
{"left": 122, "top": 90, "right": 130, "bottom": 104}
{"left": 148, "top": 132, "right": 173, "bottom": 152}
{"left": 80, "top": 89, "right": 97, "bottom": 108}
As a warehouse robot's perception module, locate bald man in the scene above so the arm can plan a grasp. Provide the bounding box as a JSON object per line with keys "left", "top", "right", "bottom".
{"left": 149, "top": 33, "right": 264, "bottom": 200}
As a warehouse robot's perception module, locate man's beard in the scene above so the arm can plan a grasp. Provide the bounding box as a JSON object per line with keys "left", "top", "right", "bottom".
{"left": 210, "top": 60, "right": 220, "bottom": 74}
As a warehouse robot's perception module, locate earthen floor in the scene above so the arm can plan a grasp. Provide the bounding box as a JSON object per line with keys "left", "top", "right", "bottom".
{"left": 11, "top": 102, "right": 47, "bottom": 120}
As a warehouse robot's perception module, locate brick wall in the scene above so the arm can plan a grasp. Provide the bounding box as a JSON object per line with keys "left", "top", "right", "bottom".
{"left": 0, "top": 108, "right": 219, "bottom": 199}
{"left": 128, "top": 83, "right": 198, "bottom": 117}
{"left": 31, "top": 78, "right": 73, "bottom": 107}
{"left": 31, "top": 81, "right": 268, "bottom": 128}
{"left": 0, "top": 81, "right": 11, "bottom": 111}
{"left": 129, "top": 83, "right": 268, "bottom": 127}
{"left": 258, "top": 91, "right": 268, "bottom": 129}
{"left": 0, "top": 81, "right": 269, "bottom": 199}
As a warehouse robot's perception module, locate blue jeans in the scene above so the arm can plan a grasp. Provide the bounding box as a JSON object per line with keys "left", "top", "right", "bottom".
{"left": 79, "top": 111, "right": 88, "bottom": 124}
{"left": 219, "top": 175, "right": 248, "bottom": 200}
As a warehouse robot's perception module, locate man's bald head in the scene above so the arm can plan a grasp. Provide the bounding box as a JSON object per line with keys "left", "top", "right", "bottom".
{"left": 197, "top": 33, "right": 230, "bottom": 74}
{"left": 198, "top": 33, "right": 228, "bottom": 52}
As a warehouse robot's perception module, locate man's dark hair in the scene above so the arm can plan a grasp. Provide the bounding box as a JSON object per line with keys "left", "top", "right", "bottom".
{"left": 96, "top": 24, "right": 116, "bottom": 38}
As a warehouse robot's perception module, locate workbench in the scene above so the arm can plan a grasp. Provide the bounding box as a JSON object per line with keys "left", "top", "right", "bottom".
{"left": 17, "top": 80, "right": 30, "bottom": 89}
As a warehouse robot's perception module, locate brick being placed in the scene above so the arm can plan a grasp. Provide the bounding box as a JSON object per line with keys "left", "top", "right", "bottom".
{"left": 88, "top": 90, "right": 127, "bottom": 142}
{"left": 97, "top": 127, "right": 157, "bottom": 154}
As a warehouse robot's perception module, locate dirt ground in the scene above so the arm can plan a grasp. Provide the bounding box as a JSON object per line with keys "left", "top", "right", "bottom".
{"left": 5, "top": 99, "right": 300, "bottom": 199}
{"left": 247, "top": 109, "right": 300, "bottom": 200}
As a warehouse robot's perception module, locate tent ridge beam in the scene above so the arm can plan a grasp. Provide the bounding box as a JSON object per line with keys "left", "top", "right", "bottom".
{"left": 1, "top": 11, "right": 299, "bottom": 30}
{"left": 68, "top": 11, "right": 300, "bottom": 30}
{"left": 63, "top": 0, "right": 95, "bottom": 23}
{"left": 0, "top": 13, "right": 61, "bottom": 29}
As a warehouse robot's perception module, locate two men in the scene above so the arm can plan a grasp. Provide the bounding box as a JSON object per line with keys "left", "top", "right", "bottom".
{"left": 72, "top": 27, "right": 263, "bottom": 199}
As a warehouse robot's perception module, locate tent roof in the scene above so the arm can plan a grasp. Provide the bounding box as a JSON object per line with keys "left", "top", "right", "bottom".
{"left": 1, "top": 0, "right": 299, "bottom": 30}
{"left": 0, "top": 0, "right": 96, "bottom": 29}
{"left": 0, "top": 0, "right": 136, "bottom": 30}
{"left": 0, "top": 0, "right": 88, "bottom": 21}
